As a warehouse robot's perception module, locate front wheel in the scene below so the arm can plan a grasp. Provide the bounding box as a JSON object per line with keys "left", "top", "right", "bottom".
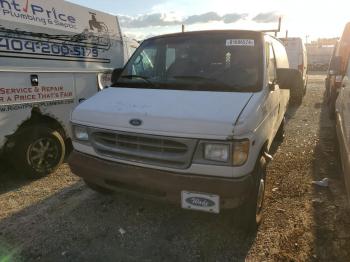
{"left": 238, "top": 156, "right": 267, "bottom": 231}
{"left": 12, "top": 126, "right": 65, "bottom": 178}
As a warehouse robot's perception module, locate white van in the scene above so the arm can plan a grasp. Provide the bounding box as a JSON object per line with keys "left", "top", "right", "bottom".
{"left": 0, "top": 0, "right": 136, "bottom": 177}
{"left": 335, "top": 56, "right": 350, "bottom": 203}
{"left": 280, "top": 37, "right": 308, "bottom": 103}
{"left": 69, "top": 30, "right": 301, "bottom": 229}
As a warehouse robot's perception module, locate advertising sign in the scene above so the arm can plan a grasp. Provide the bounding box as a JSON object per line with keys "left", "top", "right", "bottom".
{"left": 0, "top": 0, "right": 124, "bottom": 68}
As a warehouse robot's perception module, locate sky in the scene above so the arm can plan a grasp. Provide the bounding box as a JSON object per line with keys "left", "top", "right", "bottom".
{"left": 68, "top": 0, "right": 349, "bottom": 41}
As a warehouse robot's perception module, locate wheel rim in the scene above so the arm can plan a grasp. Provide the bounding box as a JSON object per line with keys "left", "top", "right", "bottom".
{"left": 26, "top": 137, "right": 60, "bottom": 173}
{"left": 256, "top": 178, "right": 265, "bottom": 217}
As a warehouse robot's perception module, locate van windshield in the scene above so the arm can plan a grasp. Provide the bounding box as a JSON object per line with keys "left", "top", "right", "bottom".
{"left": 114, "top": 32, "right": 262, "bottom": 92}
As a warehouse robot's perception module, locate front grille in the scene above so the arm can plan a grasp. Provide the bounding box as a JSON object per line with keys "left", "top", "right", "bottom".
{"left": 90, "top": 129, "right": 197, "bottom": 169}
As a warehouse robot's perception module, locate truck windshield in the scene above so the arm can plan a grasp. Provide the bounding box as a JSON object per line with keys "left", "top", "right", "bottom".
{"left": 114, "top": 32, "right": 262, "bottom": 92}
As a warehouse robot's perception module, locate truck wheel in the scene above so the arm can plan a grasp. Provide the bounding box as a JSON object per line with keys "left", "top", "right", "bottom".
{"left": 84, "top": 179, "right": 113, "bottom": 194}
{"left": 239, "top": 156, "right": 267, "bottom": 232}
{"left": 13, "top": 126, "right": 65, "bottom": 178}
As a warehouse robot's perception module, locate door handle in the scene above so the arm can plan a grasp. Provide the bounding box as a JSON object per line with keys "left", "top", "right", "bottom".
{"left": 30, "top": 74, "right": 39, "bottom": 86}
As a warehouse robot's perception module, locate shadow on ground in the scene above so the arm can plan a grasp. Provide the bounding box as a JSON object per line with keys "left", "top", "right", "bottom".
{"left": 0, "top": 158, "right": 32, "bottom": 196}
{"left": 0, "top": 181, "right": 257, "bottom": 262}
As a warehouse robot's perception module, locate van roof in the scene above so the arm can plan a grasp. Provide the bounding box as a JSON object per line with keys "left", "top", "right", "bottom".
{"left": 280, "top": 37, "right": 303, "bottom": 41}
{"left": 146, "top": 30, "right": 264, "bottom": 41}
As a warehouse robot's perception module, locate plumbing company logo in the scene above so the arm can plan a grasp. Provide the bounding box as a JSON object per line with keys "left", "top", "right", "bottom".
{"left": 0, "top": 0, "right": 77, "bottom": 29}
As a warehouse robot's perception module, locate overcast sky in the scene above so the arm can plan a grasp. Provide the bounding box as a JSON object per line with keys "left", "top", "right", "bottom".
{"left": 68, "top": 0, "right": 349, "bottom": 41}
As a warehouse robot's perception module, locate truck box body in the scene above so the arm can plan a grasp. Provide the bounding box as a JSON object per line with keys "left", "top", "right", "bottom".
{"left": 0, "top": 0, "right": 133, "bottom": 177}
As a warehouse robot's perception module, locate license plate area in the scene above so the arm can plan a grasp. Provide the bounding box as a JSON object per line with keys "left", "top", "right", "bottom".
{"left": 181, "top": 191, "right": 220, "bottom": 214}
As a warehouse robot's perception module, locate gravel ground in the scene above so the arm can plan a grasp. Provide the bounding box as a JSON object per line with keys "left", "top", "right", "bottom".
{"left": 0, "top": 74, "right": 350, "bottom": 261}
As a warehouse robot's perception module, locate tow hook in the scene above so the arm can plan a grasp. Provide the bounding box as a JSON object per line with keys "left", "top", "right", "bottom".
{"left": 263, "top": 151, "right": 273, "bottom": 162}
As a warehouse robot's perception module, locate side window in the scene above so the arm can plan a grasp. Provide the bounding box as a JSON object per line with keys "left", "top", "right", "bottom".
{"left": 165, "top": 47, "right": 176, "bottom": 70}
{"left": 131, "top": 47, "right": 157, "bottom": 77}
{"left": 267, "top": 44, "right": 277, "bottom": 83}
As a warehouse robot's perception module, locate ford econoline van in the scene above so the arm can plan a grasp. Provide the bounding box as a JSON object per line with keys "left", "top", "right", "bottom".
{"left": 69, "top": 30, "right": 301, "bottom": 229}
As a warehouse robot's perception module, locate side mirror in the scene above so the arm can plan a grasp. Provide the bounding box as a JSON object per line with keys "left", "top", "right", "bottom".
{"left": 276, "top": 68, "right": 303, "bottom": 90}
{"left": 111, "top": 68, "right": 123, "bottom": 85}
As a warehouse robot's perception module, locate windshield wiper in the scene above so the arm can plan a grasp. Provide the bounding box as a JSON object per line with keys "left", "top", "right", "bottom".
{"left": 119, "top": 75, "right": 157, "bottom": 88}
{"left": 171, "top": 75, "right": 241, "bottom": 91}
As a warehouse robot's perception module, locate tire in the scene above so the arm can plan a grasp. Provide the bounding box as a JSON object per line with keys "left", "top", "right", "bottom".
{"left": 290, "top": 77, "right": 304, "bottom": 105}
{"left": 12, "top": 126, "right": 65, "bottom": 178}
{"left": 84, "top": 179, "right": 113, "bottom": 195}
{"left": 275, "top": 116, "right": 286, "bottom": 142}
{"left": 238, "top": 156, "right": 267, "bottom": 232}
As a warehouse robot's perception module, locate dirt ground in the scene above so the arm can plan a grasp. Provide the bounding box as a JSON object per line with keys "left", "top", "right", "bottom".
{"left": 0, "top": 74, "right": 350, "bottom": 262}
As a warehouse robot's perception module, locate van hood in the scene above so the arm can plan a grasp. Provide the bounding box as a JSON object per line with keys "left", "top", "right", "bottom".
{"left": 72, "top": 87, "right": 253, "bottom": 138}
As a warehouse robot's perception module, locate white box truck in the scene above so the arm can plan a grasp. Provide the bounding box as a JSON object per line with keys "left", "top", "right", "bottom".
{"left": 0, "top": 0, "right": 135, "bottom": 178}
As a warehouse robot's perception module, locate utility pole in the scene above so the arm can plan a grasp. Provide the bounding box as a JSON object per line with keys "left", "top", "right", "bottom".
{"left": 182, "top": 24, "right": 185, "bottom": 33}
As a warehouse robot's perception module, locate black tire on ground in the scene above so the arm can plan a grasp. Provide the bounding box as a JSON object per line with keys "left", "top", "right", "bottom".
{"left": 238, "top": 156, "right": 267, "bottom": 232}
{"left": 275, "top": 116, "right": 286, "bottom": 142}
{"left": 290, "top": 77, "right": 304, "bottom": 105}
{"left": 11, "top": 126, "right": 65, "bottom": 179}
{"left": 84, "top": 179, "right": 113, "bottom": 194}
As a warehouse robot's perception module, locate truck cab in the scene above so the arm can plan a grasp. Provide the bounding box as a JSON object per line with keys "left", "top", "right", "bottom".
{"left": 69, "top": 30, "right": 300, "bottom": 229}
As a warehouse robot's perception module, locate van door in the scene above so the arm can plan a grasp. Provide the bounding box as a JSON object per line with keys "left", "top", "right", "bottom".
{"left": 265, "top": 42, "right": 281, "bottom": 139}
{"left": 336, "top": 65, "right": 350, "bottom": 199}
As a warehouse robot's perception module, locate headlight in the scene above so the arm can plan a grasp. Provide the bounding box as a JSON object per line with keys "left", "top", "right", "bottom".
{"left": 232, "top": 140, "right": 250, "bottom": 166}
{"left": 204, "top": 144, "right": 230, "bottom": 162}
{"left": 73, "top": 125, "right": 89, "bottom": 141}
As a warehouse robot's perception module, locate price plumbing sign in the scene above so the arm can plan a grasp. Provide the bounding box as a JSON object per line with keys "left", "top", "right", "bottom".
{"left": 0, "top": 0, "right": 77, "bottom": 29}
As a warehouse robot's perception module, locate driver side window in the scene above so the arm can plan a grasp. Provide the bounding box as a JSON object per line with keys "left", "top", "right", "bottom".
{"left": 131, "top": 48, "right": 157, "bottom": 77}
{"left": 267, "top": 43, "right": 277, "bottom": 84}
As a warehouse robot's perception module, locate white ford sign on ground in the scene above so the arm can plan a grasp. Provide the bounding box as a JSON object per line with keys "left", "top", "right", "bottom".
{"left": 0, "top": 0, "right": 136, "bottom": 178}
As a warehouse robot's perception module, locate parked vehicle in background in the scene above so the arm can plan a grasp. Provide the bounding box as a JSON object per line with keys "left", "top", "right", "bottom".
{"left": 69, "top": 30, "right": 303, "bottom": 230}
{"left": 0, "top": 0, "right": 133, "bottom": 178}
{"left": 335, "top": 56, "right": 350, "bottom": 203}
{"left": 280, "top": 37, "right": 308, "bottom": 104}
{"left": 326, "top": 22, "right": 350, "bottom": 118}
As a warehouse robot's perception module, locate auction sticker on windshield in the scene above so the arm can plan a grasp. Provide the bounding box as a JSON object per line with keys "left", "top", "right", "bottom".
{"left": 181, "top": 191, "right": 220, "bottom": 213}
{"left": 226, "top": 39, "right": 255, "bottom": 46}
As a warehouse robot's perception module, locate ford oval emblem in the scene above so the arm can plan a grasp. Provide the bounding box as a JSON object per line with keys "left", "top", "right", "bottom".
{"left": 185, "top": 197, "right": 215, "bottom": 207}
{"left": 130, "top": 119, "right": 142, "bottom": 126}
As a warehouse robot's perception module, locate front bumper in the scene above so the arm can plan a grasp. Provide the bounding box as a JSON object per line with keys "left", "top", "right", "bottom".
{"left": 69, "top": 150, "right": 254, "bottom": 209}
